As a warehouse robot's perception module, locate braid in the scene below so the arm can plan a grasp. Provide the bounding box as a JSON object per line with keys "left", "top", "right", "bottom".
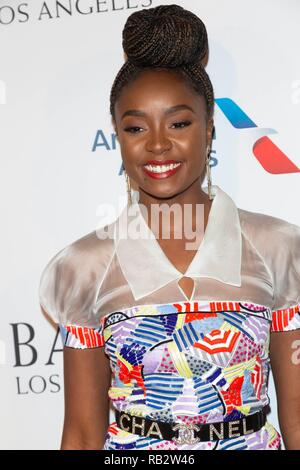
{"left": 110, "top": 4, "right": 214, "bottom": 122}
{"left": 180, "top": 63, "right": 214, "bottom": 121}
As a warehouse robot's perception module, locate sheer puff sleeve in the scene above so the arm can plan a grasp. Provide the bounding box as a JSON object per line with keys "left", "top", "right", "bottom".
{"left": 38, "top": 231, "right": 112, "bottom": 349}
{"left": 268, "top": 220, "right": 300, "bottom": 332}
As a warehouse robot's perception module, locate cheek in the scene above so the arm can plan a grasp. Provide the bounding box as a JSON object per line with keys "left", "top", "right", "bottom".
{"left": 120, "top": 135, "right": 143, "bottom": 153}
{"left": 118, "top": 139, "right": 142, "bottom": 165}
{"left": 177, "top": 126, "right": 206, "bottom": 149}
{"left": 179, "top": 134, "right": 206, "bottom": 162}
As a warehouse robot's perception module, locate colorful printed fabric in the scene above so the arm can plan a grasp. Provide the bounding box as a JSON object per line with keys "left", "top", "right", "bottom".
{"left": 59, "top": 299, "right": 300, "bottom": 450}
{"left": 271, "top": 304, "right": 300, "bottom": 332}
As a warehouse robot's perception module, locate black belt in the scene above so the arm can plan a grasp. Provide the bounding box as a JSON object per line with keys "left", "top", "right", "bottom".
{"left": 115, "top": 406, "right": 268, "bottom": 444}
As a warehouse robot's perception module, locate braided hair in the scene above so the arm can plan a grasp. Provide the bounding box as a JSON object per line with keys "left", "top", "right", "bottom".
{"left": 109, "top": 4, "right": 215, "bottom": 124}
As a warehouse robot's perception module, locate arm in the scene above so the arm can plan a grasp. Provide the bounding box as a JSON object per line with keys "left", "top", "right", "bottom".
{"left": 61, "top": 346, "right": 111, "bottom": 450}
{"left": 38, "top": 238, "right": 113, "bottom": 449}
{"left": 269, "top": 329, "right": 300, "bottom": 450}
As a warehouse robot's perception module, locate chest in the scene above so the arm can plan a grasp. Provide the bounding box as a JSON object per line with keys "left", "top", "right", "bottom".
{"left": 157, "top": 238, "right": 199, "bottom": 301}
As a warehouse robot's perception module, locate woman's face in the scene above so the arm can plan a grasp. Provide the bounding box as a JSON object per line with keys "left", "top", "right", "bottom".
{"left": 113, "top": 69, "right": 214, "bottom": 201}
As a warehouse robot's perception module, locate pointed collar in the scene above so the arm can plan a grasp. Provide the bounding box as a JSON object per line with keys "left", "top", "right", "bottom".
{"left": 114, "top": 185, "right": 242, "bottom": 301}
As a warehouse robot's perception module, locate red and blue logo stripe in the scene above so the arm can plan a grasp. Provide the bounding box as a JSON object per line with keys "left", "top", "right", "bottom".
{"left": 215, "top": 98, "right": 300, "bottom": 174}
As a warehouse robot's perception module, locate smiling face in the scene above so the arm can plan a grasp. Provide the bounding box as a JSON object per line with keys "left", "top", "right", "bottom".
{"left": 113, "top": 68, "right": 214, "bottom": 205}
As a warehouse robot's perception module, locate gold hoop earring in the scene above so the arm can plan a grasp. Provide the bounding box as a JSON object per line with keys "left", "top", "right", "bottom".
{"left": 206, "top": 147, "right": 213, "bottom": 201}
{"left": 124, "top": 170, "right": 133, "bottom": 206}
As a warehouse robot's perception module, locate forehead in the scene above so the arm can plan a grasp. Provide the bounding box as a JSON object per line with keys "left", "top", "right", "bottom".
{"left": 115, "top": 68, "right": 205, "bottom": 115}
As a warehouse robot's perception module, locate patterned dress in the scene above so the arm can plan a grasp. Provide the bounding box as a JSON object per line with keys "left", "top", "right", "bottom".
{"left": 39, "top": 185, "right": 300, "bottom": 450}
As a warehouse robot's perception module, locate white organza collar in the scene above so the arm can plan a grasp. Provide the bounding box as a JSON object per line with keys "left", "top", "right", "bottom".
{"left": 114, "top": 185, "right": 242, "bottom": 301}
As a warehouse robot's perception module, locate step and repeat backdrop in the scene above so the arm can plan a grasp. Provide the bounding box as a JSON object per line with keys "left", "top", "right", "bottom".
{"left": 0, "top": 0, "right": 299, "bottom": 450}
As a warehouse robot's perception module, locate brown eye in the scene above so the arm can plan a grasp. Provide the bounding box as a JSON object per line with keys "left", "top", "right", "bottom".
{"left": 171, "top": 120, "right": 192, "bottom": 129}
{"left": 124, "top": 126, "right": 143, "bottom": 133}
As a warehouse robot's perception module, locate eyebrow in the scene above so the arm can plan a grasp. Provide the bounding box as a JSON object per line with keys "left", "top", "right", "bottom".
{"left": 121, "top": 104, "right": 196, "bottom": 120}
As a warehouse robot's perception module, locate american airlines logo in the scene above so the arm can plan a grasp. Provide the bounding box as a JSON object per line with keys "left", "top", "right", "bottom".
{"left": 215, "top": 98, "right": 300, "bottom": 174}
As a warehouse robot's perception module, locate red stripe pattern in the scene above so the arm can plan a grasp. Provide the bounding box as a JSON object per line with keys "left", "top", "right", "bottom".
{"left": 210, "top": 301, "right": 241, "bottom": 312}
{"left": 271, "top": 304, "right": 300, "bottom": 332}
{"left": 61, "top": 323, "right": 105, "bottom": 348}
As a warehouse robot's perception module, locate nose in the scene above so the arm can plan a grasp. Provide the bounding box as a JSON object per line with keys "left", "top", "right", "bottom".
{"left": 145, "top": 125, "right": 172, "bottom": 154}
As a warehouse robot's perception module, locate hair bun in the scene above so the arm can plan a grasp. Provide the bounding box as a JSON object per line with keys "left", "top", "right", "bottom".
{"left": 122, "top": 4, "right": 208, "bottom": 68}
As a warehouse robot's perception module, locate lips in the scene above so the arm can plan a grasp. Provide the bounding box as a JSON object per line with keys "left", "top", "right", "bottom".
{"left": 144, "top": 160, "right": 180, "bottom": 166}
{"left": 142, "top": 160, "right": 183, "bottom": 179}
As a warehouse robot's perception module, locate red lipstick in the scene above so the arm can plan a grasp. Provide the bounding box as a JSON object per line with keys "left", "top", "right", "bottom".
{"left": 142, "top": 160, "right": 182, "bottom": 179}
{"left": 144, "top": 159, "right": 179, "bottom": 165}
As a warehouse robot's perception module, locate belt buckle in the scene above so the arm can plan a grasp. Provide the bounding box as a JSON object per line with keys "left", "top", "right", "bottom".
{"left": 172, "top": 422, "right": 201, "bottom": 445}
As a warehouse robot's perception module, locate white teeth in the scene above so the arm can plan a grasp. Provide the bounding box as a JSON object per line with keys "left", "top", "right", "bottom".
{"left": 144, "top": 162, "right": 181, "bottom": 173}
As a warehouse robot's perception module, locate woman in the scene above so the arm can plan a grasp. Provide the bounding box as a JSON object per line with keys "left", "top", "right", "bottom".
{"left": 39, "top": 5, "right": 300, "bottom": 450}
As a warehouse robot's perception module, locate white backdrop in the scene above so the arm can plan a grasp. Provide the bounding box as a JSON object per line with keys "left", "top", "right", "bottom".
{"left": 1, "top": 0, "right": 299, "bottom": 450}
